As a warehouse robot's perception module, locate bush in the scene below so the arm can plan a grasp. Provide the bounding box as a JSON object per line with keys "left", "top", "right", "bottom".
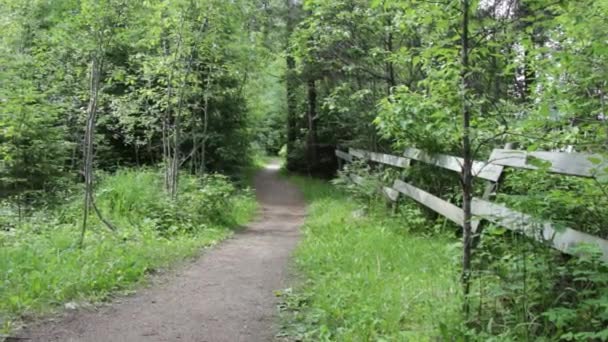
{"left": 467, "top": 226, "right": 608, "bottom": 341}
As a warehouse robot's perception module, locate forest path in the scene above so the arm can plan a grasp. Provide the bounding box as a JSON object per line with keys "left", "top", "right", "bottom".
{"left": 20, "top": 161, "right": 305, "bottom": 342}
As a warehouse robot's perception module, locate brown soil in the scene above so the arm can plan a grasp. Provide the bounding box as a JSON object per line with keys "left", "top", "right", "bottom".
{"left": 17, "top": 163, "right": 305, "bottom": 342}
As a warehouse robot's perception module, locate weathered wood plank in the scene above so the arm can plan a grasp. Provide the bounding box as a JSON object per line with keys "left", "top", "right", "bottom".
{"left": 471, "top": 181, "right": 499, "bottom": 233}
{"left": 370, "top": 152, "right": 410, "bottom": 168}
{"left": 472, "top": 198, "right": 608, "bottom": 262}
{"left": 472, "top": 144, "right": 511, "bottom": 233}
{"left": 349, "top": 148, "right": 368, "bottom": 159}
{"left": 335, "top": 150, "right": 352, "bottom": 162}
{"left": 349, "top": 148, "right": 411, "bottom": 168}
{"left": 350, "top": 146, "right": 503, "bottom": 181}
{"left": 350, "top": 174, "right": 365, "bottom": 186}
{"left": 393, "top": 180, "right": 464, "bottom": 227}
{"left": 403, "top": 147, "right": 504, "bottom": 182}
{"left": 348, "top": 172, "right": 398, "bottom": 202}
{"left": 383, "top": 186, "right": 399, "bottom": 202}
{"left": 489, "top": 149, "right": 608, "bottom": 178}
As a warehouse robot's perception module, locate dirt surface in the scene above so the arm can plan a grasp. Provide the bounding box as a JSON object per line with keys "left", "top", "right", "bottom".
{"left": 18, "top": 162, "right": 305, "bottom": 342}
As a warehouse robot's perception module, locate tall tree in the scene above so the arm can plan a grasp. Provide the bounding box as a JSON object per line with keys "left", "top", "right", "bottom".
{"left": 459, "top": 0, "right": 473, "bottom": 316}
{"left": 79, "top": 0, "right": 129, "bottom": 245}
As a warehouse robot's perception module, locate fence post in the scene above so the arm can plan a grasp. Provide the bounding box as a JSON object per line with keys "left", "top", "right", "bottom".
{"left": 472, "top": 143, "right": 513, "bottom": 237}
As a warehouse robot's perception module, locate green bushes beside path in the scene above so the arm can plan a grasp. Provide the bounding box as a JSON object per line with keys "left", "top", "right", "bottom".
{"left": 0, "top": 169, "right": 257, "bottom": 333}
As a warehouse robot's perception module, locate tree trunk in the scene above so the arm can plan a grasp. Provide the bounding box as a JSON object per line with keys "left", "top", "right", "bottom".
{"left": 460, "top": 0, "right": 473, "bottom": 317}
{"left": 285, "top": 0, "right": 299, "bottom": 170}
{"left": 200, "top": 68, "right": 211, "bottom": 175}
{"left": 80, "top": 57, "right": 100, "bottom": 247}
{"left": 385, "top": 14, "right": 396, "bottom": 95}
{"left": 161, "top": 15, "right": 185, "bottom": 199}
{"left": 162, "top": 38, "right": 176, "bottom": 195}
{"left": 171, "top": 113, "right": 180, "bottom": 200}
{"left": 79, "top": 56, "right": 115, "bottom": 247}
{"left": 306, "top": 78, "right": 317, "bottom": 174}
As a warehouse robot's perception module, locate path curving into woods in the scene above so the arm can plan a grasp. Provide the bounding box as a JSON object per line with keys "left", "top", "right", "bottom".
{"left": 19, "top": 161, "right": 305, "bottom": 342}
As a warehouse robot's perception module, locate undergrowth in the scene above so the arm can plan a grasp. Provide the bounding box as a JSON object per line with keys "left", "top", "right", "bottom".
{"left": 278, "top": 176, "right": 462, "bottom": 341}
{"left": 0, "top": 169, "right": 256, "bottom": 334}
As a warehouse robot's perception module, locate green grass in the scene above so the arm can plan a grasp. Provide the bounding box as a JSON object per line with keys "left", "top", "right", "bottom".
{"left": 0, "top": 169, "right": 257, "bottom": 334}
{"left": 280, "top": 176, "right": 462, "bottom": 341}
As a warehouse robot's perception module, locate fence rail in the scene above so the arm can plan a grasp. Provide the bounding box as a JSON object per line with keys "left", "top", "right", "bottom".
{"left": 489, "top": 149, "right": 608, "bottom": 178}
{"left": 393, "top": 179, "right": 464, "bottom": 227}
{"left": 336, "top": 147, "right": 608, "bottom": 262}
{"left": 402, "top": 147, "right": 503, "bottom": 182}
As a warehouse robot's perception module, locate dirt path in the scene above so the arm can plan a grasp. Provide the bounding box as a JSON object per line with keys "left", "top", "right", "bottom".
{"left": 19, "top": 162, "right": 305, "bottom": 342}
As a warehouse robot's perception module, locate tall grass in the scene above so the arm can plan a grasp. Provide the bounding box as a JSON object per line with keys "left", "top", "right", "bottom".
{"left": 280, "top": 176, "right": 462, "bottom": 341}
{"left": 0, "top": 169, "right": 256, "bottom": 333}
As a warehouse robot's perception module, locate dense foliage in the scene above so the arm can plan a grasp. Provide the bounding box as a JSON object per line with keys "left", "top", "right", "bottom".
{"left": 0, "top": 0, "right": 274, "bottom": 198}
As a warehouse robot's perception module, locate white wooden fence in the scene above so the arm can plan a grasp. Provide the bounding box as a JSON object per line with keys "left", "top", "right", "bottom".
{"left": 336, "top": 147, "right": 608, "bottom": 262}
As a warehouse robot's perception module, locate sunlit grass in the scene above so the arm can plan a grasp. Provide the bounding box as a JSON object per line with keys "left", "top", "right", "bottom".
{"left": 280, "top": 176, "right": 462, "bottom": 341}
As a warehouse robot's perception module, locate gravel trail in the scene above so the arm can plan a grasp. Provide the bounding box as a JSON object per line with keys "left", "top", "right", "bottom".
{"left": 19, "top": 162, "right": 304, "bottom": 342}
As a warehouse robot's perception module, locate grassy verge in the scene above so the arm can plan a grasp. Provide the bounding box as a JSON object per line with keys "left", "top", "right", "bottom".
{"left": 0, "top": 169, "right": 257, "bottom": 334}
{"left": 279, "top": 176, "right": 462, "bottom": 341}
